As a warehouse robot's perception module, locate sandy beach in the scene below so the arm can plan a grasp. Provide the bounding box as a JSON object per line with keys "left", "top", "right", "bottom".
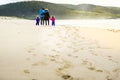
{"left": 0, "top": 17, "right": 120, "bottom": 80}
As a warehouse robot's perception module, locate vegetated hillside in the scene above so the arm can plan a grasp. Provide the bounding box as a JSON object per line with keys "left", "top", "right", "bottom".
{"left": 62, "top": 4, "right": 120, "bottom": 19}
{"left": 0, "top": 1, "right": 73, "bottom": 19}
{"left": 0, "top": 1, "right": 120, "bottom": 19}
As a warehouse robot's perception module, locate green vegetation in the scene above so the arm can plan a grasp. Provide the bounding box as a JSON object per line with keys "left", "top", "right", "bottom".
{"left": 0, "top": 1, "right": 120, "bottom": 19}
{"left": 0, "top": 1, "right": 72, "bottom": 19}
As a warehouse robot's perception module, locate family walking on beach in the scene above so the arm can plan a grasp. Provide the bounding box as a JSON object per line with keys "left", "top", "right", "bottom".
{"left": 36, "top": 8, "right": 55, "bottom": 26}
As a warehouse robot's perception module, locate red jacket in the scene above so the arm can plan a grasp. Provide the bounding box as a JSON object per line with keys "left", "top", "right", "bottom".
{"left": 50, "top": 16, "right": 55, "bottom": 22}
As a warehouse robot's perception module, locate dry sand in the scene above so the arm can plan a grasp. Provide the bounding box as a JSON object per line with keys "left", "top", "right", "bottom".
{"left": 0, "top": 17, "right": 120, "bottom": 80}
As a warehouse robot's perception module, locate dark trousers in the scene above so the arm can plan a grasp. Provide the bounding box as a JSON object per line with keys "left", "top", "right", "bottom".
{"left": 52, "top": 21, "right": 55, "bottom": 26}
{"left": 45, "top": 19, "right": 49, "bottom": 25}
{"left": 40, "top": 18, "right": 44, "bottom": 25}
{"left": 36, "top": 21, "right": 39, "bottom": 25}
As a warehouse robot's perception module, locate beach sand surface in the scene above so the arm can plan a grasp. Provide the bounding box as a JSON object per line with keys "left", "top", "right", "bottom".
{"left": 0, "top": 17, "right": 120, "bottom": 80}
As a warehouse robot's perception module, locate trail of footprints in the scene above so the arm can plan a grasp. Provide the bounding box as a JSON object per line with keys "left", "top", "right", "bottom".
{"left": 23, "top": 45, "right": 120, "bottom": 80}
{"left": 23, "top": 27, "right": 120, "bottom": 80}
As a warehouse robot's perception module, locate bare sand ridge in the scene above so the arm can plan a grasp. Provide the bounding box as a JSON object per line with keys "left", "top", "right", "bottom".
{"left": 0, "top": 17, "right": 120, "bottom": 80}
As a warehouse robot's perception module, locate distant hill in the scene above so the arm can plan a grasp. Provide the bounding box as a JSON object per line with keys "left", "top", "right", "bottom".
{"left": 0, "top": 1, "right": 73, "bottom": 19}
{"left": 62, "top": 4, "right": 120, "bottom": 14}
{"left": 0, "top": 1, "right": 120, "bottom": 19}
{"left": 62, "top": 4, "right": 120, "bottom": 18}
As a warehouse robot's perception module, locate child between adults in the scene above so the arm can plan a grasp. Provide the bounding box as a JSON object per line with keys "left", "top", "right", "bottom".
{"left": 50, "top": 16, "right": 56, "bottom": 26}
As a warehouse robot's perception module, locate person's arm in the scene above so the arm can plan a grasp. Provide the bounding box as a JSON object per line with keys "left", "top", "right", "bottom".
{"left": 48, "top": 12, "right": 50, "bottom": 18}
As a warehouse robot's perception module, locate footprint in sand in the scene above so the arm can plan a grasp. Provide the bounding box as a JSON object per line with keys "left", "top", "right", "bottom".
{"left": 67, "top": 54, "right": 78, "bottom": 58}
{"left": 74, "top": 56, "right": 79, "bottom": 58}
{"left": 31, "top": 53, "right": 37, "bottom": 56}
{"left": 67, "top": 54, "right": 72, "bottom": 57}
{"left": 58, "top": 73, "right": 80, "bottom": 80}
{"left": 26, "top": 57, "right": 31, "bottom": 61}
{"left": 91, "top": 52, "right": 98, "bottom": 56}
{"left": 32, "top": 79, "right": 37, "bottom": 80}
{"left": 62, "top": 74, "right": 74, "bottom": 80}
{"left": 24, "top": 69, "right": 30, "bottom": 74}
{"left": 80, "top": 36, "right": 85, "bottom": 39}
{"left": 112, "top": 68, "right": 120, "bottom": 72}
{"left": 27, "top": 50, "right": 32, "bottom": 53}
{"left": 52, "top": 49, "right": 57, "bottom": 52}
{"left": 48, "top": 55, "right": 61, "bottom": 63}
{"left": 32, "top": 61, "right": 47, "bottom": 66}
{"left": 49, "top": 56, "right": 57, "bottom": 62}
{"left": 80, "top": 48, "right": 84, "bottom": 50}
{"left": 73, "top": 49, "right": 79, "bottom": 53}
{"left": 81, "top": 59, "right": 104, "bottom": 72}
{"left": 26, "top": 47, "right": 36, "bottom": 53}
{"left": 87, "top": 66, "right": 103, "bottom": 73}
{"left": 25, "top": 43, "right": 41, "bottom": 54}
{"left": 106, "top": 76, "right": 113, "bottom": 80}
{"left": 56, "top": 67, "right": 75, "bottom": 80}
{"left": 112, "top": 68, "right": 120, "bottom": 79}
{"left": 108, "top": 56, "right": 112, "bottom": 58}
{"left": 51, "top": 49, "right": 60, "bottom": 53}
{"left": 55, "top": 60, "right": 73, "bottom": 76}
{"left": 96, "top": 69, "right": 103, "bottom": 72}
{"left": 87, "top": 66, "right": 96, "bottom": 71}
{"left": 107, "top": 29, "right": 120, "bottom": 33}
{"left": 63, "top": 63, "right": 73, "bottom": 69}
{"left": 81, "top": 59, "right": 92, "bottom": 66}
{"left": 104, "top": 55, "right": 118, "bottom": 63}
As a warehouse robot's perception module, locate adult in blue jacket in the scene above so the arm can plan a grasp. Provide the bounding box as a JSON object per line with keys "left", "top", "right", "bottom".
{"left": 39, "top": 8, "right": 45, "bottom": 25}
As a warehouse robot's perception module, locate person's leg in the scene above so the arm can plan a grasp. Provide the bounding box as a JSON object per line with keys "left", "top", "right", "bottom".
{"left": 52, "top": 22, "right": 54, "bottom": 26}
{"left": 52, "top": 21, "right": 55, "bottom": 26}
{"left": 43, "top": 19, "right": 44, "bottom": 25}
{"left": 38, "top": 21, "right": 39, "bottom": 25}
{"left": 45, "top": 20, "right": 47, "bottom": 25}
{"left": 36, "top": 22, "right": 37, "bottom": 25}
{"left": 40, "top": 18, "right": 42, "bottom": 25}
{"left": 42, "top": 19, "right": 44, "bottom": 25}
{"left": 41, "top": 18, "right": 44, "bottom": 25}
{"left": 54, "top": 21, "right": 55, "bottom": 26}
{"left": 36, "top": 22, "right": 39, "bottom": 25}
{"left": 48, "top": 19, "right": 49, "bottom": 25}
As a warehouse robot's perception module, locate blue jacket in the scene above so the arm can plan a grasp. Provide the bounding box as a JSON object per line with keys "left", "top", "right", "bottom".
{"left": 39, "top": 9, "right": 45, "bottom": 18}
